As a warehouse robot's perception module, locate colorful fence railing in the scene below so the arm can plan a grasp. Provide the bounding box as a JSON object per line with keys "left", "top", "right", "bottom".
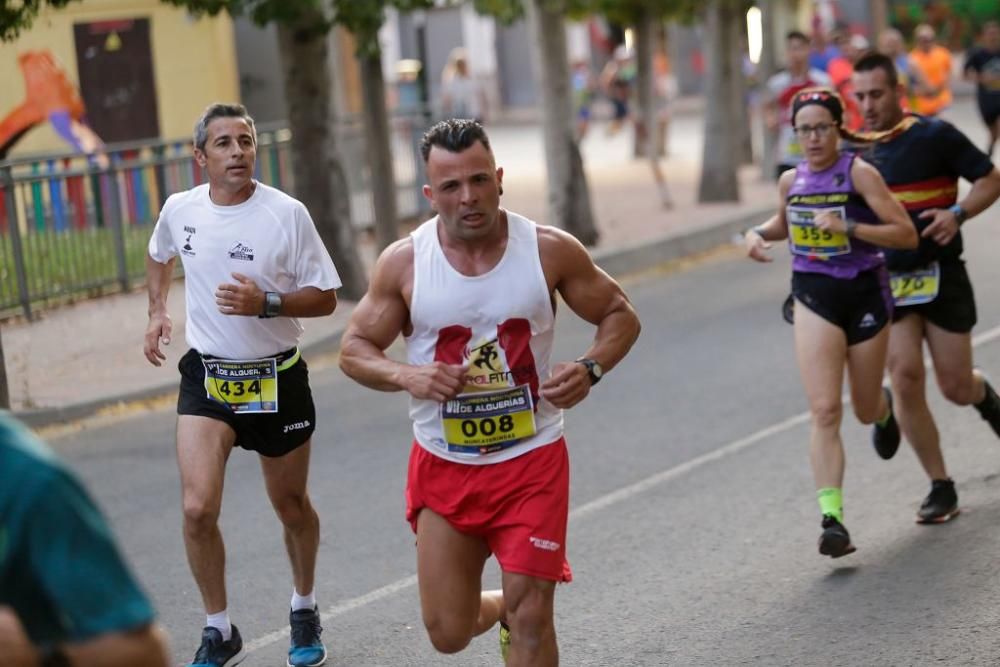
{"left": 0, "top": 113, "right": 428, "bottom": 319}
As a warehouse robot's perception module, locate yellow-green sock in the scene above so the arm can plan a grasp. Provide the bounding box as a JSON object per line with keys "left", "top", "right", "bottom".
{"left": 817, "top": 487, "right": 843, "bottom": 522}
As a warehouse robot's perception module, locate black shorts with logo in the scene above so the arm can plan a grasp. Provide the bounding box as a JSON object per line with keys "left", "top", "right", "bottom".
{"left": 792, "top": 267, "right": 892, "bottom": 346}
{"left": 177, "top": 347, "right": 316, "bottom": 457}
{"left": 891, "top": 259, "right": 977, "bottom": 333}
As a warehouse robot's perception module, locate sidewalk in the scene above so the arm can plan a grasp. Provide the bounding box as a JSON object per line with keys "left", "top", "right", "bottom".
{"left": 4, "top": 108, "right": 776, "bottom": 426}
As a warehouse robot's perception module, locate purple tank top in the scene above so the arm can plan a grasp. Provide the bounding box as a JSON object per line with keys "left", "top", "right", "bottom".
{"left": 785, "top": 153, "right": 884, "bottom": 279}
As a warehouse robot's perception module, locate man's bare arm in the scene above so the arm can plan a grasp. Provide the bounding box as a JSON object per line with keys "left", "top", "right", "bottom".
{"left": 144, "top": 255, "right": 175, "bottom": 366}
{"left": 339, "top": 240, "right": 465, "bottom": 402}
{"left": 537, "top": 228, "right": 641, "bottom": 408}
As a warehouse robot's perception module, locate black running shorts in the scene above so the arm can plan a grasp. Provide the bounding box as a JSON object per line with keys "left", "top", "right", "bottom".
{"left": 891, "top": 260, "right": 977, "bottom": 333}
{"left": 177, "top": 347, "right": 317, "bottom": 457}
{"left": 792, "top": 267, "right": 893, "bottom": 346}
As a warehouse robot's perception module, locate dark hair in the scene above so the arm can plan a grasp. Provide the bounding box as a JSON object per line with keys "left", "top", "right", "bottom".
{"left": 853, "top": 51, "right": 898, "bottom": 88}
{"left": 193, "top": 103, "right": 256, "bottom": 151}
{"left": 420, "top": 118, "right": 492, "bottom": 162}
{"left": 786, "top": 30, "right": 809, "bottom": 45}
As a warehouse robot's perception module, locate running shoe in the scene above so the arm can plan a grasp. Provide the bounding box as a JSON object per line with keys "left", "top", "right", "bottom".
{"left": 871, "top": 387, "right": 901, "bottom": 460}
{"left": 188, "top": 625, "right": 245, "bottom": 667}
{"left": 974, "top": 379, "right": 1000, "bottom": 439}
{"left": 916, "top": 479, "right": 960, "bottom": 524}
{"left": 818, "top": 515, "right": 856, "bottom": 558}
{"left": 288, "top": 607, "right": 327, "bottom": 667}
{"left": 499, "top": 621, "right": 511, "bottom": 663}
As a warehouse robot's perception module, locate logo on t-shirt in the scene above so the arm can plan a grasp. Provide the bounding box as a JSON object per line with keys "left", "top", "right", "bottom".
{"left": 228, "top": 242, "right": 255, "bottom": 261}
{"left": 182, "top": 225, "right": 197, "bottom": 257}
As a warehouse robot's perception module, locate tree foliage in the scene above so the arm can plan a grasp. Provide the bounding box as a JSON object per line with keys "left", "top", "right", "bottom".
{"left": 0, "top": 0, "right": 81, "bottom": 42}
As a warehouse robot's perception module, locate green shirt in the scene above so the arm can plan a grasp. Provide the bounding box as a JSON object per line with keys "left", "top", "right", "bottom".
{"left": 0, "top": 414, "right": 155, "bottom": 646}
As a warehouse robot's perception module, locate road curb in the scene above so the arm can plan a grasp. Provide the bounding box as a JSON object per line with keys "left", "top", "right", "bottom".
{"left": 10, "top": 204, "right": 774, "bottom": 428}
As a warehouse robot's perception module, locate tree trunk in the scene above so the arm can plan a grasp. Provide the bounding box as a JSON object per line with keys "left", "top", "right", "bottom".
{"left": 759, "top": 0, "right": 779, "bottom": 179}
{"left": 634, "top": 9, "right": 655, "bottom": 160}
{"left": 522, "top": 0, "right": 598, "bottom": 245}
{"left": 277, "top": 13, "right": 367, "bottom": 300}
{"left": 729, "top": 6, "right": 753, "bottom": 166}
{"left": 698, "top": 0, "right": 741, "bottom": 203}
{"left": 359, "top": 45, "right": 400, "bottom": 253}
{"left": 633, "top": 10, "right": 671, "bottom": 207}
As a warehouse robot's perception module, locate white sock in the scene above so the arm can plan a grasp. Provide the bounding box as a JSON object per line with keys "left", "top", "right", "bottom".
{"left": 291, "top": 590, "right": 316, "bottom": 612}
{"left": 206, "top": 610, "right": 232, "bottom": 641}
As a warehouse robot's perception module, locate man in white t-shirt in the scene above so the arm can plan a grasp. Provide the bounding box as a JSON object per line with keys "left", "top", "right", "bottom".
{"left": 144, "top": 103, "right": 341, "bottom": 667}
{"left": 765, "top": 30, "right": 833, "bottom": 179}
{"left": 339, "top": 119, "right": 641, "bottom": 666}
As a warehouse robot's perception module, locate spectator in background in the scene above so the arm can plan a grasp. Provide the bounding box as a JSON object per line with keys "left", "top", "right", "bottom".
{"left": 827, "top": 33, "right": 869, "bottom": 131}
{"left": 571, "top": 59, "right": 597, "bottom": 140}
{"left": 878, "top": 27, "right": 925, "bottom": 111}
{"left": 441, "top": 48, "right": 487, "bottom": 123}
{"left": 765, "top": 30, "right": 832, "bottom": 178}
{"left": 910, "top": 23, "right": 953, "bottom": 116}
{"left": 809, "top": 28, "right": 840, "bottom": 72}
{"left": 600, "top": 45, "right": 637, "bottom": 136}
{"left": 964, "top": 21, "right": 1000, "bottom": 156}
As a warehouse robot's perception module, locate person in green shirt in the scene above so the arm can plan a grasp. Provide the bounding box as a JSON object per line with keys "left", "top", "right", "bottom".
{"left": 0, "top": 413, "right": 169, "bottom": 666}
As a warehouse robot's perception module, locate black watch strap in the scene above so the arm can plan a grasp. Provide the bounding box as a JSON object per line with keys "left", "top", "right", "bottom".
{"left": 575, "top": 358, "right": 603, "bottom": 385}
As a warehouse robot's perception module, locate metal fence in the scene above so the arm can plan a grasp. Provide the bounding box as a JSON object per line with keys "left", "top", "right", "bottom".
{"left": 0, "top": 111, "right": 429, "bottom": 320}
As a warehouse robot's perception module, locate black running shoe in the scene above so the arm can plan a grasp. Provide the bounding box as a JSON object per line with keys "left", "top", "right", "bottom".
{"left": 974, "top": 380, "right": 1000, "bottom": 439}
{"left": 818, "top": 515, "right": 856, "bottom": 558}
{"left": 871, "top": 387, "right": 901, "bottom": 460}
{"left": 188, "top": 625, "right": 245, "bottom": 667}
{"left": 916, "top": 479, "right": 960, "bottom": 524}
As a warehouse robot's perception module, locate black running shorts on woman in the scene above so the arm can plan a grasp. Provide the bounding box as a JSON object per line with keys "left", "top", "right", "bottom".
{"left": 177, "top": 347, "right": 316, "bottom": 457}
{"left": 792, "top": 268, "right": 893, "bottom": 346}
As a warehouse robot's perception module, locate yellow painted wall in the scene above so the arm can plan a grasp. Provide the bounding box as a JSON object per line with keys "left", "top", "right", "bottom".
{"left": 0, "top": 0, "right": 239, "bottom": 157}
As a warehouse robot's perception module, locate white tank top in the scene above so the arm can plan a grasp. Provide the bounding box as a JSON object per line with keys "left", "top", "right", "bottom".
{"left": 405, "top": 211, "right": 564, "bottom": 464}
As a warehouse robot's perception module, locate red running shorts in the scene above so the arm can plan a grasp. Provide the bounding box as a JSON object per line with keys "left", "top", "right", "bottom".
{"left": 405, "top": 438, "right": 573, "bottom": 583}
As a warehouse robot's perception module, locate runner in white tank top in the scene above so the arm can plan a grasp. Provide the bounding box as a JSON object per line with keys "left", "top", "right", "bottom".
{"left": 406, "top": 210, "right": 563, "bottom": 464}
{"left": 340, "top": 119, "right": 641, "bottom": 666}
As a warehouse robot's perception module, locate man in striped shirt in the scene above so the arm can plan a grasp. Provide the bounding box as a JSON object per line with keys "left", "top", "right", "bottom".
{"left": 852, "top": 52, "right": 1000, "bottom": 524}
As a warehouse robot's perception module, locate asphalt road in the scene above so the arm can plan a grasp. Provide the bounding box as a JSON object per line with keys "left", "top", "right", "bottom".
{"left": 45, "top": 191, "right": 1000, "bottom": 666}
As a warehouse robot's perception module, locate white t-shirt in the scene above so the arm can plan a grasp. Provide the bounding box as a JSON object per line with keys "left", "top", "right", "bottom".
{"left": 148, "top": 182, "right": 341, "bottom": 359}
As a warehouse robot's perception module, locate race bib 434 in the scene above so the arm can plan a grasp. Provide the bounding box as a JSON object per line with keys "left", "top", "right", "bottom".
{"left": 203, "top": 357, "right": 278, "bottom": 413}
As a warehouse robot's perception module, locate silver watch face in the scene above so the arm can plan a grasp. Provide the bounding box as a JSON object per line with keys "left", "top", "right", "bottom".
{"left": 591, "top": 361, "right": 603, "bottom": 378}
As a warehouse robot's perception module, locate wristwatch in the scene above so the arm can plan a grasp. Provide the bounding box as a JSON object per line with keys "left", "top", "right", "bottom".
{"left": 261, "top": 291, "right": 282, "bottom": 318}
{"left": 948, "top": 203, "right": 968, "bottom": 225}
{"left": 575, "top": 358, "right": 603, "bottom": 386}
{"left": 39, "top": 645, "right": 71, "bottom": 667}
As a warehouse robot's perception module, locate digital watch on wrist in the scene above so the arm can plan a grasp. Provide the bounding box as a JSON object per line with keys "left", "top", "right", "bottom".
{"left": 261, "top": 291, "right": 282, "bottom": 318}
{"left": 948, "top": 203, "right": 968, "bottom": 224}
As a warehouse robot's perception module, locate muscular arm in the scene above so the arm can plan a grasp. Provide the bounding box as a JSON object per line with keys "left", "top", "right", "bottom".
{"left": 847, "top": 158, "right": 919, "bottom": 249}
{"left": 339, "top": 240, "right": 465, "bottom": 402}
{"left": 537, "top": 228, "right": 640, "bottom": 408}
{"left": 143, "top": 255, "right": 175, "bottom": 366}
